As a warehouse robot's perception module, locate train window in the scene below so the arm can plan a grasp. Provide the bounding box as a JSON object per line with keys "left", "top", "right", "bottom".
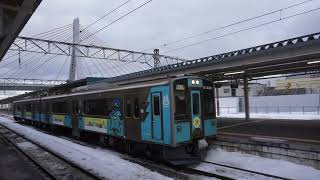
{"left": 72, "top": 101, "right": 79, "bottom": 114}
{"left": 45, "top": 103, "right": 49, "bottom": 113}
{"left": 153, "top": 96, "right": 160, "bottom": 116}
{"left": 34, "top": 103, "right": 39, "bottom": 112}
{"left": 17, "top": 105, "right": 21, "bottom": 111}
{"left": 125, "top": 98, "right": 132, "bottom": 117}
{"left": 174, "top": 90, "right": 187, "bottom": 116}
{"left": 192, "top": 93, "right": 200, "bottom": 115}
{"left": 204, "top": 90, "right": 214, "bottom": 115}
{"left": 174, "top": 79, "right": 188, "bottom": 119}
{"left": 26, "top": 104, "right": 32, "bottom": 112}
{"left": 203, "top": 80, "right": 215, "bottom": 116}
{"left": 134, "top": 98, "right": 140, "bottom": 118}
{"left": 84, "top": 99, "right": 107, "bottom": 116}
{"left": 105, "top": 99, "right": 113, "bottom": 116}
{"left": 53, "top": 101, "right": 68, "bottom": 114}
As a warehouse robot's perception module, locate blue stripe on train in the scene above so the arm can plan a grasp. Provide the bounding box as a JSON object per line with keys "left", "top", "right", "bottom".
{"left": 174, "top": 121, "right": 191, "bottom": 144}
{"left": 64, "top": 115, "right": 72, "bottom": 128}
{"left": 204, "top": 119, "right": 217, "bottom": 136}
{"left": 34, "top": 112, "right": 40, "bottom": 121}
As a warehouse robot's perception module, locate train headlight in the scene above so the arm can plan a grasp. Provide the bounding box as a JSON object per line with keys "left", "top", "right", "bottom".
{"left": 192, "top": 80, "right": 196, "bottom": 85}
{"left": 196, "top": 80, "right": 200, "bottom": 85}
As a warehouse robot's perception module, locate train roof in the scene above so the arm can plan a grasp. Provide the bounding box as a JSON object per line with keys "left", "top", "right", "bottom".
{"left": 13, "top": 78, "right": 172, "bottom": 103}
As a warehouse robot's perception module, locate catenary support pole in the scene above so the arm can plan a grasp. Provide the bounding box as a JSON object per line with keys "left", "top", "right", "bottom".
{"left": 243, "top": 76, "right": 250, "bottom": 120}
{"left": 212, "top": 82, "right": 217, "bottom": 119}
{"left": 216, "top": 85, "right": 220, "bottom": 117}
{"left": 153, "top": 49, "right": 160, "bottom": 68}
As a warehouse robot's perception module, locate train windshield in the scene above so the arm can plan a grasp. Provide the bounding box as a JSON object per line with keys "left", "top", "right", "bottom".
{"left": 174, "top": 79, "right": 188, "bottom": 120}
{"left": 174, "top": 78, "right": 214, "bottom": 120}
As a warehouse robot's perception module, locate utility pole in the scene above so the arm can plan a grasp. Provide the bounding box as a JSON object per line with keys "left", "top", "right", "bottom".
{"left": 69, "top": 18, "right": 80, "bottom": 81}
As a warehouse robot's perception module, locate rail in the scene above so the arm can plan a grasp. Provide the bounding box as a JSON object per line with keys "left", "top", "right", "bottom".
{"left": 201, "top": 160, "right": 291, "bottom": 180}
{"left": 0, "top": 121, "right": 102, "bottom": 180}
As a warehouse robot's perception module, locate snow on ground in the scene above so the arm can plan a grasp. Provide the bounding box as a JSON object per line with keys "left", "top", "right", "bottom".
{"left": 2, "top": 115, "right": 320, "bottom": 180}
{"left": 195, "top": 148, "right": 320, "bottom": 180}
{"left": 219, "top": 112, "right": 320, "bottom": 120}
{"left": 0, "top": 117, "right": 171, "bottom": 180}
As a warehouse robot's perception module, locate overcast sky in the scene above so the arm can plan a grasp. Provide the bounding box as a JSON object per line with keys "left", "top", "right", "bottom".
{"left": 1, "top": 0, "right": 320, "bottom": 81}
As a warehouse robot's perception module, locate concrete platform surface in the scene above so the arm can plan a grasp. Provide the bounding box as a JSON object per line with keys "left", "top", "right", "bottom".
{"left": 0, "top": 135, "right": 46, "bottom": 180}
{"left": 217, "top": 118, "right": 320, "bottom": 142}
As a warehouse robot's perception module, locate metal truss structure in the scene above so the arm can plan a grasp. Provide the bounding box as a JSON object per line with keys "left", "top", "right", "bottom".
{"left": 0, "top": 0, "right": 42, "bottom": 60}
{"left": 0, "top": 78, "right": 66, "bottom": 91}
{"left": 11, "top": 36, "right": 188, "bottom": 67}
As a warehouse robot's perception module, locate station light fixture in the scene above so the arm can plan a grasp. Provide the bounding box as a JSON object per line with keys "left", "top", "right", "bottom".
{"left": 307, "top": 60, "right": 320, "bottom": 65}
{"left": 224, "top": 71, "right": 245, "bottom": 76}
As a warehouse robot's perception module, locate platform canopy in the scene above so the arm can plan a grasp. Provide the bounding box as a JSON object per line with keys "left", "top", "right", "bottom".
{"left": 0, "top": 0, "right": 42, "bottom": 61}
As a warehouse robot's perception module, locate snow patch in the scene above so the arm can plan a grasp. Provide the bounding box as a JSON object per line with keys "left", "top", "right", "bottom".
{"left": 17, "top": 141, "right": 37, "bottom": 149}
{"left": 195, "top": 148, "right": 320, "bottom": 180}
{"left": 0, "top": 117, "right": 171, "bottom": 180}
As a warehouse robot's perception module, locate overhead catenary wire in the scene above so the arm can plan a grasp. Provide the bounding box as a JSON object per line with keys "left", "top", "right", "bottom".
{"left": 12, "top": 23, "right": 71, "bottom": 45}
{"left": 2, "top": 25, "right": 73, "bottom": 62}
{"left": 55, "top": 56, "right": 69, "bottom": 80}
{"left": 165, "top": 6, "right": 320, "bottom": 53}
{"left": 2, "top": 31, "right": 74, "bottom": 78}
{"left": 13, "top": 24, "right": 73, "bottom": 47}
{"left": 143, "top": 0, "right": 314, "bottom": 52}
{"left": 15, "top": 1, "right": 154, "bottom": 80}
{"left": 51, "top": 0, "right": 132, "bottom": 46}
{"left": 1, "top": 25, "right": 74, "bottom": 70}
{"left": 2, "top": 0, "right": 152, "bottom": 80}
{"left": 80, "top": 0, "right": 132, "bottom": 33}
{"left": 81, "top": 0, "right": 153, "bottom": 42}
{"left": 0, "top": 30, "right": 74, "bottom": 78}
{"left": 8, "top": 0, "right": 137, "bottom": 79}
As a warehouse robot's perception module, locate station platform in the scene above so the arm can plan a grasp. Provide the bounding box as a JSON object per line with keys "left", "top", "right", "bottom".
{"left": 0, "top": 135, "right": 46, "bottom": 180}
{"left": 217, "top": 118, "right": 320, "bottom": 143}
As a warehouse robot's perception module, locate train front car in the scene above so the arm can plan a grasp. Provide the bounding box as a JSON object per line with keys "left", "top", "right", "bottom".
{"left": 165, "top": 76, "right": 217, "bottom": 165}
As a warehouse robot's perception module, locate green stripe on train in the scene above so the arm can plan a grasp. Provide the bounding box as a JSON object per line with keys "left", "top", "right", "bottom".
{"left": 52, "top": 114, "right": 64, "bottom": 122}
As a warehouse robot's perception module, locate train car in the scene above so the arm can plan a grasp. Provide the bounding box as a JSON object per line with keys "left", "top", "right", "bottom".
{"left": 13, "top": 76, "right": 217, "bottom": 164}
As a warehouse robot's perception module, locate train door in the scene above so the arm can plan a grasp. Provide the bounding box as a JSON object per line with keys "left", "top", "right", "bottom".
{"left": 191, "top": 90, "right": 202, "bottom": 135}
{"left": 125, "top": 97, "right": 140, "bottom": 140}
{"left": 151, "top": 93, "right": 163, "bottom": 140}
{"left": 71, "top": 100, "right": 80, "bottom": 138}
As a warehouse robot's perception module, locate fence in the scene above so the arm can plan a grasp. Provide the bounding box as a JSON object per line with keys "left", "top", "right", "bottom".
{"left": 218, "top": 106, "right": 320, "bottom": 115}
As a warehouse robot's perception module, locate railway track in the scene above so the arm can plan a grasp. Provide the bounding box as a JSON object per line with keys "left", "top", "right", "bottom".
{"left": 0, "top": 115, "right": 295, "bottom": 179}
{"left": 200, "top": 160, "right": 291, "bottom": 180}
{"left": 0, "top": 123, "right": 103, "bottom": 180}
{"left": 122, "top": 154, "right": 235, "bottom": 180}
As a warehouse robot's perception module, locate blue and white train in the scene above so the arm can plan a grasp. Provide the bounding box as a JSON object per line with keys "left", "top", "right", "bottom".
{"left": 13, "top": 76, "right": 217, "bottom": 164}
